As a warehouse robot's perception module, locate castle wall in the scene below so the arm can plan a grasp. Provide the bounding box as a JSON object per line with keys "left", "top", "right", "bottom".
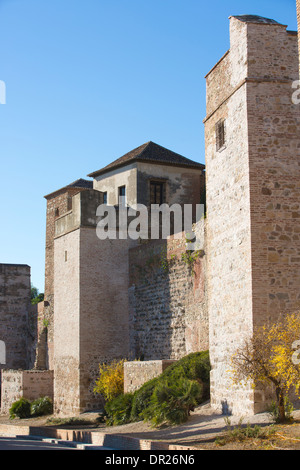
{"left": 53, "top": 190, "right": 136, "bottom": 415}
{"left": 246, "top": 25, "right": 300, "bottom": 328}
{"left": 1, "top": 370, "right": 53, "bottom": 415}
{"left": 78, "top": 229, "right": 137, "bottom": 412}
{"left": 205, "top": 75, "right": 253, "bottom": 414}
{"left": 128, "top": 221, "right": 208, "bottom": 361}
{"left": 205, "top": 16, "right": 300, "bottom": 415}
{"left": 0, "top": 264, "right": 31, "bottom": 371}
{"left": 44, "top": 187, "right": 88, "bottom": 370}
{"left": 53, "top": 228, "right": 81, "bottom": 415}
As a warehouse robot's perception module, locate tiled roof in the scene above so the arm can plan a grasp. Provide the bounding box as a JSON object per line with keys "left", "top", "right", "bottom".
{"left": 44, "top": 178, "right": 93, "bottom": 199}
{"left": 88, "top": 141, "right": 205, "bottom": 178}
{"left": 67, "top": 179, "right": 93, "bottom": 189}
{"left": 231, "top": 15, "right": 281, "bottom": 25}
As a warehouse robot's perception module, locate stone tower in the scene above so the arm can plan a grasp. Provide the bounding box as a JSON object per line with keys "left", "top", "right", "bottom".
{"left": 205, "top": 15, "right": 300, "bottom": 415}
{"left": 42, "top": 179, "right": 93, "bottom": 370}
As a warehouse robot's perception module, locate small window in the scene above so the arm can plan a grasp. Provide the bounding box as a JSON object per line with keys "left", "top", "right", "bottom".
{"left": 216, "top": 119, "right": 226, "bottom": 151}
{"left": 103, "top": 192, "right": 107, "bottom": 205}
{"left": 118, "top": 186, "right": 126, "bottom": 206}
{"left": 150, "top": 181, "right": 164, "bottom": 205}
{"left": 55, "top": 208, "right": 60, "bottom": 217}
{"left": 64, "top": 251, "right": 68, "bottom": 262}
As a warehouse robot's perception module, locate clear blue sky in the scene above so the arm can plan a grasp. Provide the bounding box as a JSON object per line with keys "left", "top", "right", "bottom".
{"left": 0, "top": 0, "right": 297, "bottom": 292}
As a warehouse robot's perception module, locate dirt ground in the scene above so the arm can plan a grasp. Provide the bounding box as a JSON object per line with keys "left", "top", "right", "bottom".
{"left": 1, "top": 403, "right": 300, "bottom": 450}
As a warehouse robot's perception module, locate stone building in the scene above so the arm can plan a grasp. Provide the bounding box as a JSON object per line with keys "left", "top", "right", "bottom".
{"left": 205, "top": 15, "right": 300, "bottom": 415}
{"left": 51, "top": 141, "right": 205, "bottom": 415}
{"left": 1, "top": 8, "right": 300, "bottom": 418}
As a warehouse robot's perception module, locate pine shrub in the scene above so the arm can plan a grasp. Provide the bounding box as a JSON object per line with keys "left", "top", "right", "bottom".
{"left": 31, "top": 396, "right": 53, "bottom": 417}
{"left": 105, "top": 393, "right": 134, "bottom": 426}
{"left": 142, "top": 377, "right": 203, "bottom": 426}
{"left": 9, "top": 398, "right": 31, "bottom": 420}
{"left": 105, "top": 351, "right": 210, "bottom": 427}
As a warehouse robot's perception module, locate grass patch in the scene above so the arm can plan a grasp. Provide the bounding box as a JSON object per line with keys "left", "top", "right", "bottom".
{"left": 215, "top": 417, "right": 276, "bottom": 446}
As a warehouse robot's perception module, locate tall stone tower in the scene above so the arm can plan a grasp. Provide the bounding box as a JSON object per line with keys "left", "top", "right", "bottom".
{"left": 42, "top": 179, "right": 93, "bottom": 370}
{"left": 205, "top": 15, "right": 300, "bottom": 415}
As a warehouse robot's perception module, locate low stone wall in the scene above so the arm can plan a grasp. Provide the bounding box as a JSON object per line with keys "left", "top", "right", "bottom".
{"left": 124, "top": 360, "right": 176, "bottom": 393}
{"left": 1, "top": 369, "right": 54, "bottom": 414}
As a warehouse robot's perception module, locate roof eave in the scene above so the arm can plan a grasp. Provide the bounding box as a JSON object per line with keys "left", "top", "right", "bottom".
{"left": 88, "top": 158, "right": 205, "bottom": 179}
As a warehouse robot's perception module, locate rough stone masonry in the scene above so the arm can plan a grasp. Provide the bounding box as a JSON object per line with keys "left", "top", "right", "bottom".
{"left": 205, "top": 15, "right": 300, "bottom": 415}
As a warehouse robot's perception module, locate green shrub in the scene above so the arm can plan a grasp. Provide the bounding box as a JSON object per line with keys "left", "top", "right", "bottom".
{"left": 105, "top": 351, "right": 210, "bottom": 427}
{"left": 130, "top": 377, "right": 159, "bottom": 422}
{"left": 131, "top": 351, "right": 210, "bottom": 423}
{"left": 142, "top": 378, "right": 203, "bottom": 426}
{"left": 31, "top": 396, "right": 53, "bottom": 417}
{"left": 105, "top": 393, "right": 134, "bottom": 426}
{"left": 9, "top": 398, "right": 31, "bottom": 420}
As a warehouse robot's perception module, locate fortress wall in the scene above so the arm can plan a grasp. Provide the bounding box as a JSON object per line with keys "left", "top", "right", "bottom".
{"left": 205, "top": 16, "right": 300, "bottom": 415}
{"left": 128, "top": 221, "right": 208, "bottom": 361}
{"left": 0, "top": 264, "right": 31, "bottom": 371}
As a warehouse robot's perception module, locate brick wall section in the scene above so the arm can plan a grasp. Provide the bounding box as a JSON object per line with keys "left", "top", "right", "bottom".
{"left": 124, "top": 360, "right": 176, "bottom": 394}
{"left": 0, "top": 264, "right": 31, "bottom": 370}
{"left": 1, "top": 370, "right": 53, "bottom": 414}
{"left": 128, "top": 220, "right": 207, "bottom": 361}
{"left": 205, "top": 16, "right": 300, "bottom": 416}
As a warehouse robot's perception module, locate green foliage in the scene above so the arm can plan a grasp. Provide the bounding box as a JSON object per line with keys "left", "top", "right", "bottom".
{"left": 9, "top": 396, "right": 53, "bottom": 419}
{"left": 181, "top": 250, "right": 204, "bottom": 274}
{"left": 9, "top": 398, "right": 31, "bottom": 420}
{"left": 105, "top": 351, "right": 210, "bottom": 428}
{"left": 31, "top": 284, "right": 44, "bottom": 305}
{"left": 31, "top": 396, "right": 53, "bottom": 417}
{"left": 130, "top": 377, "right": 159, "bottom": 421}
{"left": 105, "top": 393, "right": 134, "bottom": 426}
{"left": 142, "top": 378, "right": 203, "bottom": 426}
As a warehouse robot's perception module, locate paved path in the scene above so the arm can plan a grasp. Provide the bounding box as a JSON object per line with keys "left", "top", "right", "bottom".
{"left": 0, "top": 436, "right": 77, "bottom": 450}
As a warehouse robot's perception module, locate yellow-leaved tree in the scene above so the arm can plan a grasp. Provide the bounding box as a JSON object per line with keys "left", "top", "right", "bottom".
{"left": 94, "top": 359, "right": 125, "bottom": 402}
{"left": 230, "top": 313, "right": 300, "bottom": 422}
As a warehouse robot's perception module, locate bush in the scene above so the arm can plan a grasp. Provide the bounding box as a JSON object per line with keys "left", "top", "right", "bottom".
{"left": 31, "top": 396, "right": 53, "bottom": 417}
{"left": 130, "top": 377, "right": 158, "bottom": 422}
{"left": 131, "top": 351, "right": 210, "bottom": 423}
{"left": 9, "top": 398, "right": 31, "bottom": 420}
{"left": 94, "top": 359, "right": 125, "bottom": 402}
{"left": 105, "top": 393, "right": 134, "bottom": 426}
{"left": 142, "top": 378, "right": 203, "bottom": 426}
{"left": 105, "top": 351, "right": 210, "bottom": 427}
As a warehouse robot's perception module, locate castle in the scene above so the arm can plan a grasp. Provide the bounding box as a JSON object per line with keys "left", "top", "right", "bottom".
{"left": 1, "top": 9, "right": 300, "bottom": 417}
